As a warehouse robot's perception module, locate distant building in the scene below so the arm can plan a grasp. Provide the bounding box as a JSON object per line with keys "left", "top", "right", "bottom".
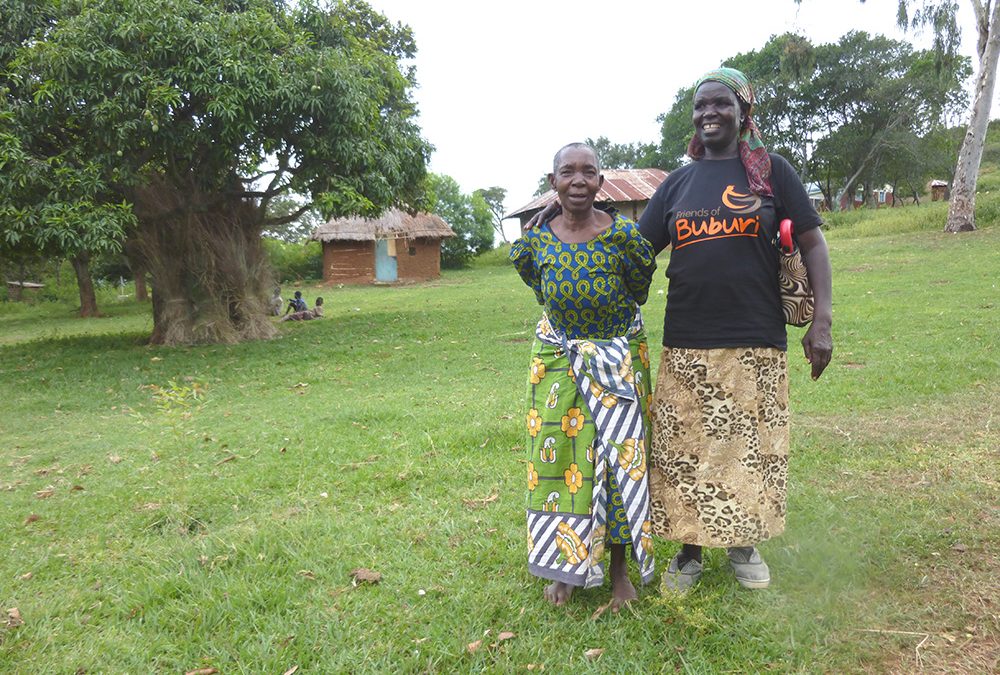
{"left": 505, "top": 168, "right": 669, "bottom": 227}
{"left": 805, "top": 182, "right": 828, "bottom": 211}
{"left": 838, "top": 185, "right": 897, "bottom": 210}
{"left": 930, "top": 179, "right": 949, "bottom": 201}
{"left": 311, "top": 209, "right": 455, "bottom": 284}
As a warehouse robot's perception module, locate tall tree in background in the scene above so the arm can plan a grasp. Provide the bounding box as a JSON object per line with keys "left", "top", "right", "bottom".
{"left": 657, "top": 31, "right": 968, "bottom": 209}
{"left": 903, "top": 0, "right": 1000, "bottom": 231}
{"left": 586, "top": 136, "right": 662, "bottom": 170}
{"left": 1, "top": 0, "right": 429, "bottom": 343}
{"left": 0, "top": 1, "right": 133, "bottom": 316}
{"left": 473, "top": 186, "right": 509, "bottom": 243}
{"left": 427, "top": 174, "right": 493, "bottom": 268}
{"left": 804, "top": 32, "right": 968, "bottom": 208}
{"left": 846, "top": 0, "right": 1000, "bottom": 230}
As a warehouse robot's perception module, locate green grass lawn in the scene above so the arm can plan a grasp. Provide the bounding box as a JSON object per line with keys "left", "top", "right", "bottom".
{"left": 2, "top": 206, "right": 998, "bottom": 673}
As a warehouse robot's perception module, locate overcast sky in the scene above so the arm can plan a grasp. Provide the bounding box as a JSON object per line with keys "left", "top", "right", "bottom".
{"left": 365, "top": 0, "right": 986, "bottom": 240}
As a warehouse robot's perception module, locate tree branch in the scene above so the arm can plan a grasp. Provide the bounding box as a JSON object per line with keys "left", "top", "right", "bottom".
{"left": 262, "top": 202, "right": 312, "bottom": 227}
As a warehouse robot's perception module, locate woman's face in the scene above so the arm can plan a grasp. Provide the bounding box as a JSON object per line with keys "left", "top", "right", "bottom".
{"left": 548, "top": 147, "right": 604, "bottom": 212}
{"left": 693, "top": 81, "right": 741, "bottom": 157}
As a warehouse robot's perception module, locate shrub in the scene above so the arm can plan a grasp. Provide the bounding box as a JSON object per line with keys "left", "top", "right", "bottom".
{"left": 262, "top": 238, "right": 322, "bottom": 282}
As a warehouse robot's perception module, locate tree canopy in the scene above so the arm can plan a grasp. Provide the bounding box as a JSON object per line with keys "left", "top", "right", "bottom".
{"left": 657, "top": 31, "right": 970, "bottom": 209}
{"left": 426, "top": 174, "right": 493, "bottom": 268}
{"left": 1, "top": 0, "right": 430, "bottom": 341}
{"left": 839, "top": 0, "right": 1000, "bottom": 230}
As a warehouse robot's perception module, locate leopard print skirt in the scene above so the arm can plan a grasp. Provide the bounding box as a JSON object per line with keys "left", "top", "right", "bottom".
{"left": 648, "top": 347, "right": 789, "bottom": 547}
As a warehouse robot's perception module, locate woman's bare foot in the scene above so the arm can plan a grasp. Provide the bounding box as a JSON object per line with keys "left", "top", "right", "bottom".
{"left": 610, "top": 575, "right": 637, "bottom": 611}
{"left": 609, "top": 543, "right": 637, "bottom": 612}
{"left": 544, "top": 581, "right": 575, "bottom": 606}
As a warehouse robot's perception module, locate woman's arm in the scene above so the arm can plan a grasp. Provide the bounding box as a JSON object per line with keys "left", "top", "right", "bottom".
{"left": 797, "top": 228, "right": 832, "bottom": 380}
{"left": 522, "top": 201, "right": 561, "bottom": 231}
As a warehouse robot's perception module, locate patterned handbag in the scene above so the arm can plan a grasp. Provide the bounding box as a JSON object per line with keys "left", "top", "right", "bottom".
{"left": 777, "top": 218, "right": 814, "bottom": 327}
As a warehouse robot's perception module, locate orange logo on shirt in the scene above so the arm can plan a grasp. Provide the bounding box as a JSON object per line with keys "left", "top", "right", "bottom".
{"left": 675, "top": 215, "right": 760, "bottom": 249}
{"left": 721, "top": 185, "right": 761, "bottom": 213}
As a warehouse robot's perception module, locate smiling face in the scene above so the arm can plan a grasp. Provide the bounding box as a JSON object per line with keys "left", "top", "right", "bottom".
{"left": 548, "top": 145, "right": 604, "bottom": 214}
{"left": 693, "top": 81, "right": 742, "bottom": 158}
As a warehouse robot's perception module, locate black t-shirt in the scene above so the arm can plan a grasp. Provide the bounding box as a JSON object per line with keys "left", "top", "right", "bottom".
{"left": 639, "top": 153, "right": 822, "bottom": 350}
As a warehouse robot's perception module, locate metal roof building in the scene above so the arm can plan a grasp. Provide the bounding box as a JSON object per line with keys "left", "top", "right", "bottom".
{"left": 505, "top": 168, "right": 669, "bottom": 226}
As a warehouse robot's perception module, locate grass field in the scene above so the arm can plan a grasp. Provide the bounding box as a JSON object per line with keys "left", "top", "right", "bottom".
{"left": 1, "top": 204, "right": 998, "bottom": 673}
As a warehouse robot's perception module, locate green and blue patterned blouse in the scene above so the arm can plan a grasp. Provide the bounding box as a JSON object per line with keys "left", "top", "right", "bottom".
{"left": 510, "top": 214, "right": 657, "bottom": 340}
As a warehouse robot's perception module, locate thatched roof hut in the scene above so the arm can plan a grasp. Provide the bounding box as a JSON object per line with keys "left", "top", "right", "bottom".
{"left": 310, "top": 209, "right": 455, "bottom": 284}
{"left": 311, "top": 208, "right": 455, "bottom": 243}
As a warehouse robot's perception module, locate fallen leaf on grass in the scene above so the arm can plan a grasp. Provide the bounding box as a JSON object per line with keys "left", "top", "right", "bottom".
{"left": 466, "top": 639, "right": 483, "bottom": 654}
{"left": 108, "top": 454, "right": 122, "bottom": 464}
{"left": 290, "top": 382, "right": 309, "bottom": 389}
{"left": 496, "top": 631, "right": 515, "bottom": 642}
{"left": 462, "top": 489, "right": 499, "bottom": 510}
{"left": 23, "top": 514, "right": 40, "bottom": 525}
{"left": 183, "top": 669, "right": 217, "bottom": 675}
{"left": 951, "top": 542, "right": 967, "bottom": 553}
{"left": 215, "top": 454, "right": 237, "bottom": 466}
{"left": 6, "top": 608, "right": 23, "bottom": 628}
{"left": 590, "top": 599, "right": 614, "bottom": 621}
{"left": 298, "top": 570, "right": 317, "bottom": 581}
{"left": 584, "top": 648, "right": 605, "bottom": 661}
{"left": 350, "top": 568, "right": 381, "bottom": 585}
{"left": 34, "top": 487, "right": 55, "bottom": 499}
{"left": 20, "top": 572, "right": 32, "bottom": 581}
{"left": 526, "top": 665, "right": 544, "bottom": 671}
{"left": 137, "top": 503, "right": 161, "bottom": 511}
{"left": 282, "top": 667, "right": 299, "bottom": 675}
{"left": 278, "top": 635, "right": 295, "bottom": 648}
{"left": 71, "top": 485, "right": 84, "bottom": 491}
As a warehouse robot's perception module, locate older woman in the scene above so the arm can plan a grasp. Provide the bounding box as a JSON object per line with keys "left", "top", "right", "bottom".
{"left": 510, "top": 142, "right": 657, "bottom": 609}
{"left": 639, "top": 67, "right": 833, "bottom": 591}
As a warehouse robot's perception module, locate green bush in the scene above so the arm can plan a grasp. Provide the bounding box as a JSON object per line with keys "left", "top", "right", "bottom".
{"left": 470, "top": 243, "right": 512, "bottom": 269}
{"left": 262, "top": 238, "right": 322, "bottom": 282}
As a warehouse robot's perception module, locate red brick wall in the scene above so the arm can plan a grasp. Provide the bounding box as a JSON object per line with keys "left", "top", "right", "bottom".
{"left": 396, "top": 238, "right": 442, "bottom": 281}
{"left": 321, "top": 238, "right": 443, "bottom": 284}
{"left": 322, "top": 241, "right": 374, "bottom": 284}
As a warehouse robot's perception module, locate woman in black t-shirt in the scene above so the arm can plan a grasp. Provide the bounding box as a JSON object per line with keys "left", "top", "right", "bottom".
{"left": 638, "top": 67, "right": 832, "bottom": 592}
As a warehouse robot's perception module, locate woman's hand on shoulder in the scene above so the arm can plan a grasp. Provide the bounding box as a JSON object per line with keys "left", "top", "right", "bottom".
{"left": 523, "top": 200, "right": 562, "bottom": 230}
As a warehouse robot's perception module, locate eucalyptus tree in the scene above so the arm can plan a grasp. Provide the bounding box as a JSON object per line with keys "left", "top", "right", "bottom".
{"left": 822, "top": 0, "right": 1000, "bottom": 230}
{"left": 1, "top": 0, "right": 429, "bottom": 342}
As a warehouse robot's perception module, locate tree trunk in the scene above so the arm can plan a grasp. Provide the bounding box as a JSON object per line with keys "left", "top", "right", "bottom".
{"left": 124, "top": 237, "right": 149, "bottom": 301}
{"left": 134, "top": 270, "right": 148, "bottom": 301}
{"left": 132, "top": 177, "right": 277, "bottom": 345}
{"left": 70, "top": 251, "right": 100, "bottom": 317}
{"left": 945, "top": 1, "right": 1000, "bottom": 232}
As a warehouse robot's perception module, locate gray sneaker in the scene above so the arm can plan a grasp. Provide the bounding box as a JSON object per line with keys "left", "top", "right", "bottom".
{"left": 726, "top": 546, "right": 770, "bottom": 589}
{"left": 660, "top": 553, "right": 703, "bottom": 593}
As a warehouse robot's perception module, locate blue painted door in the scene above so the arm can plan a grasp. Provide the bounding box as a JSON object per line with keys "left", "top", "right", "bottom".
{"left": 374, "top": 239, "right": 398, "bottom": 282}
